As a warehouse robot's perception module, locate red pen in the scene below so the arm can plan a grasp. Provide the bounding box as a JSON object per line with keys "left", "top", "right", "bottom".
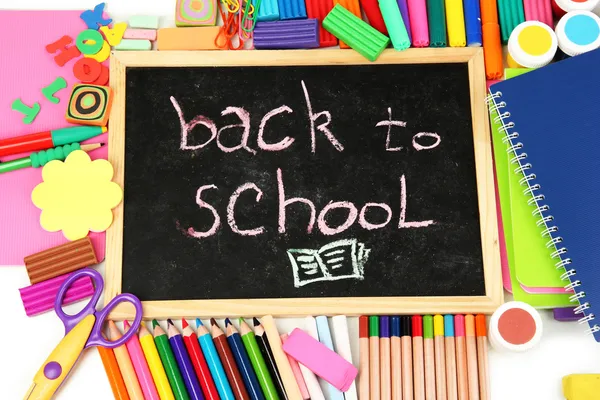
{"left": 359, "top": 0, "right": 388, "bottom": 34}
{"left": 182, "top": 319, "right": 220, "bottom": 400}
{"left": 0, "top": 126, "right": 105, "bottom": 157}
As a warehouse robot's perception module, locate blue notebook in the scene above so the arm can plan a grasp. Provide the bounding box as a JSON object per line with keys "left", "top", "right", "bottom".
{"left": 489, "top": 49, "right": 600, "bottom": 342}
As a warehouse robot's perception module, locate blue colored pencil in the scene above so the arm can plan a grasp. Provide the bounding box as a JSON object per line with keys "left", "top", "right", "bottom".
{"left": 315, "top": 316, "right": 345, "bottom": 400}
{"left": 225, "top": 319, "right": 266, "bottom": 400}
{"left": 167, "top": 319, "right": 205, "bottom": 400}
{"left": 196, "top": 318, "right": 236, "bottom": 400}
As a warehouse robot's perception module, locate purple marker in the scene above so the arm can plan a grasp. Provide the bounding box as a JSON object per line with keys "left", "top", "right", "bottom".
{"left": 396, "top": 0, "right": 412, "bottom": 43}
{"left": 254, "top": 19, "right": 320, "bottom": 49}
{"left": 167, "top": 319, "right": 205, "bottom": 400}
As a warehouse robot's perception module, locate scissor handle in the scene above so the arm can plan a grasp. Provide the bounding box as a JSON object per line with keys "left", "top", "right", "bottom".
{"left": 86, "top": 292, "right": 143, "bottom": 349}
{"left": 55, "top": 268, "right": 104, "bottom": 334}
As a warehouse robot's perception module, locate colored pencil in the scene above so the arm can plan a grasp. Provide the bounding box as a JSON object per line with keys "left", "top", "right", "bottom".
{"left": 196, "top": 319, "right": 236, "bottom": 400}
{"left": 465, "top": 316, "right": 480, "bottom": 400}
{"left": 108, "top": 321, "right": 145, "bottom": 400}
{"left": 358, "top": 316, "right": 371, "bottom": 400}
{"left": 253, "top": 317, "right": 289, "bottom": 400}
{"left": 401, "top": 316, "right": 413, "bottom": 400}
{"left": 475, "top": 315, "right": 490, "bottom": 400}
{"left": 211, "top": 318, "right": 251, "bottom": 400}
{"left": 380, "top": 316, "right": 391, "bottom": 400}
{"left": 433, "top": 316, "right": 447, "bottom": 400}
{"left": 226, "top": 319, "right": 266, "bottom": 400}
{"left": 412, "top": 316, "right": 425, "bottom": 400}
{"left": 124, "top": 320, "right": 160, "bottom": 400}
{"left": 167, "top": 319, "right": 206, "bottom": 400}
{"left": 97, "top": 345, "right": 130, "bottom": 400}
{"left": 153, "top": 320, "right": 190, "bottom": 400}
{"left": 330, "top": 315, "right": 358, "bottom": 400}
{"left": 314, "top": 316, "right": 344, "bottom": 400}
{"left": 443, "top": 316, "right": 458, "bottom": 400}
{"left": 182, "top": 319, "right": 220, "bottom": 400}
{"left": 423, "top": 316, "right": 436, "bottom": 400}
{"left": 139, "top": 324, "right": 176, "bottom": 400}
{"left": 281, "top": 333, "right": 310, "bottom": 400}
{"left": 390, "top": 316, "right": 402, "bottom": 400}
{"left": 454, "top": 316, "right": 468, "bottom": 400}
{"left": 369, "top": 316, "right": 380, "bottom": 400}
{"left": 239, "top": 318, "right": 281, "bottom": 400}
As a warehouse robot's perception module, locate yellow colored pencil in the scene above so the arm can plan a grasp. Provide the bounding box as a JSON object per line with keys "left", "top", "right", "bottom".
{"left": 108, "top": 321, "right": 145, "bottom": 400}
{"left": 140, "top": 323, "right": 176, "bottom": 400}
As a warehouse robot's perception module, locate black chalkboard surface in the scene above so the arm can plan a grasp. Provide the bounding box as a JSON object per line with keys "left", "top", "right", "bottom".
{"left": 107, "top": 50, "right": 502, "bottom": 318}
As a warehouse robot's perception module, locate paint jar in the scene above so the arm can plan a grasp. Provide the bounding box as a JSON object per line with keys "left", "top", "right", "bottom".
{"left": 508, "top": 21, "right": 557, "bottom": 68}
{"left": 489, "top": 301, "right": 543, "bottom": 352}
{"left": 552, "top": 0, "right": 599, "bottom": 18}
{"left": 556, "top": 11, "right": 600, "bottom": 56}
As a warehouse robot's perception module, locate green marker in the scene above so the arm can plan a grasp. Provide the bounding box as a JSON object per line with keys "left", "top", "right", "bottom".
{"left": 0, "top": 143, "right": 103, "bottom": 174}
{"left": 239, "top": 318, "right": 280, "bottom": 400}
{"left": 152, "top": 320, "right": 191, "bottom": 400}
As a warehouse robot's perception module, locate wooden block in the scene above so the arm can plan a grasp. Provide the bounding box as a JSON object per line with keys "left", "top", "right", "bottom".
{"left": 157, "top": 27, "right": 220, "bottom": 50}
{"left": 66, "top": 84, "right": 113, "bottom": 126}
{"left": 332, "top": 0, "right": 362, "bottom": 48}
{"left": 123, "top": 28, "right": 157, "bottom": 41}
{"left": 175, "top": 0, "right": 218, "bottom": 26}
{"left": 114, "top": 39, "right": 152, "bottom": 51}
{"left": 129, "top": 15, "right": 159, "bottom": 29}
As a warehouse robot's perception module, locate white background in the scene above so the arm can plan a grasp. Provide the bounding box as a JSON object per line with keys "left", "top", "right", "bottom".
{"left": 1, "top": 1, "right": 600, "bottom": 399}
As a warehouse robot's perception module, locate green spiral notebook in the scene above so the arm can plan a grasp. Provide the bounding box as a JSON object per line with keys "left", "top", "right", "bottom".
{"left": 489, "top": 69, "right": 571, "bottom": 307}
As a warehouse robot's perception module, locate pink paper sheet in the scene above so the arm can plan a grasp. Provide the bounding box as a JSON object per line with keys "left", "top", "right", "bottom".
{"left": 0, "top": 11, "right": 108, "bottom": 266}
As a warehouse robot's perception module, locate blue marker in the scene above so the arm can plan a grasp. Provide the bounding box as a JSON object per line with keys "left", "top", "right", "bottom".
{"left": 464, "top": 0, "right": 482, "bottom": 46}
{"left": 315, "top": 316, "right": 345, "bottom": 400}
{"left": 196, "top": 319, "right": 235, "bottom": 400}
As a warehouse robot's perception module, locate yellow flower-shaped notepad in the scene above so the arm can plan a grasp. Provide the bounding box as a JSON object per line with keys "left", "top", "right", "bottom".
{"left": 32, "top": 150, "right": 123, "bottom": 241}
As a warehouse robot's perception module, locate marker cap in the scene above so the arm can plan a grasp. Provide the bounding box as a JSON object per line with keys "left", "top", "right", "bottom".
{"left": 508, "top": 21, "right": 557, "bottom": 68}
{"left": 391, "top": 316, "right": 401, "bottom": 337}
{"left": 369, "top": 316, "right": 379, "bottom": 337}
{"left": 475, "top": 315, "right": 487, "bottom": 337}
{"left": 359, "top": 315, "right": 369, "bottom": 338}
{"left": 412, "top": 315, "right": 423, "bottom": 337}
{"left": 423, "top": 315, "right": 434, "bottom": 339}
{"left": 454, "top": 315, "right": 466, "bottom": 337}
{"left": 444, "top": 315, "right": 455, "bottom": 337}
{"left": 556, "top": 11, "right": 600, "bottom": 56}
{"left": 465, "top": 315, "right": 476, "bottom": 336}
{"left": 401, "top": 316, "right": 412, "bottom": 337}
{"left": 380, "top": 316, "right": 390, "bottom": 338}
{"left": 433, "top": 315, "right": 444, "bottom": 337}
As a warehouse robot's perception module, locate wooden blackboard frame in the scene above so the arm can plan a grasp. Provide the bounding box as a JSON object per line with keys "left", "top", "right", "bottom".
{"left": 106, "top": 49, "right": 503, "bottom": 319}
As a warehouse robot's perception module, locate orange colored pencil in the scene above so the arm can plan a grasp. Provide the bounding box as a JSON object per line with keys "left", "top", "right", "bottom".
{"left": 108, "top": 321, "right": 145, "bottom": 400}
{"left": 433, "top": 316, "right": 447, "bottom": 400}
{"left": 465, "top": 316, "right": 480, "bottom": 400}
{"left": 476, "top": 315, "right": 490, "bottom": 400}
{"left": 359, "top": 316, "right": 370, "bottom": 400}
{"left": 98, "top": 346, "right": 130, "bottom": 400}
{"left": 401, "top": 316, "right": 413, "bottom": 400}
{"left": 444, "top": 316, "right": 458, "bottom": 400}
{"left": 412, "top": 316, "right": 425, "bottom": 400}
{"left": 454, "top": 316, "right": 468, "bottom": 400}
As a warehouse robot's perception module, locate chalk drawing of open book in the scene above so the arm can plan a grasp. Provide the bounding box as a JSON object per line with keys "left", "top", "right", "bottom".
{"left": 287, "top": 238, "right": 371, "bottom": 288}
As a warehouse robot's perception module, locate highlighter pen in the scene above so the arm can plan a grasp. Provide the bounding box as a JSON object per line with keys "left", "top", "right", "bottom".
{"left": 390, "top": 316, "right": 402, "bottom": 400}
{"left": 412, "top": 316, "right": 425, "bottom": 400}
{"left": 380, "top": 316, "right": 392, "bottom": 400}
{"left": 369, "top": 316, "right": 381, "bottom": 400}
{"left": 0, "top": 125, "right": 106, "bottom": 157}
{"left": 433, "top": 316, "right": 447, "bottom": 400}
{"left": 444, "top": 315, "right": 458, "bottom": 400}
{"left": 454, "top": 316, "right": 468, "bottom": 400}
{"left": 423, "top": 316, "right": 436, "bottom": 400}
{"left": 359, "top": 316, "right": 370, "bottom": 400}
{"left": 401, "top": 316, "right": 413, "bottom": 400}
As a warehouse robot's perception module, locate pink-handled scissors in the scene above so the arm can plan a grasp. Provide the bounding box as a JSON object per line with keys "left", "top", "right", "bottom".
{"left": 24, "top": 268, "right": 143, "bottom": 400}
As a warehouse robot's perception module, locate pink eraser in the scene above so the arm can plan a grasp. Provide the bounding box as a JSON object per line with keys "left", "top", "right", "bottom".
{"left": 283, "top": 328, "right": 358, "bottom": 392}
{"left": 19, "top": 272, "right": 94, "bottom": 316}
{"left": 123, "top": 28, "right": 157, "bottom": 41}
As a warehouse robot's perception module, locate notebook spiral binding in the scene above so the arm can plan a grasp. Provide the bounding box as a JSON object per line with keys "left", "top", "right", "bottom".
{"left": 486, "top": 91, "right": 600, "bottom": 337}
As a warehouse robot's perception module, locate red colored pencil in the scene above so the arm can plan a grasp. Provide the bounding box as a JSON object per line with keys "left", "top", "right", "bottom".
{"left": 182, "top": 319, "right": 220, "bottom": 400}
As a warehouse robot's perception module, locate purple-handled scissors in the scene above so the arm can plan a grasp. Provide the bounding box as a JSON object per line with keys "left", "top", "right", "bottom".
{"left": 24, "top": 268, "right": 143, "bottom": 400}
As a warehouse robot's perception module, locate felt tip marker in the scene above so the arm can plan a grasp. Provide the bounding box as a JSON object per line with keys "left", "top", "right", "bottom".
{"left": 0, "top": 125, "right": 106, "bottom": 157}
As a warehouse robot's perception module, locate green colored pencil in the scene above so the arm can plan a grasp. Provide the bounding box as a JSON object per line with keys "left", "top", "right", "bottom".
{"left": 239, "top": 318, "right": 280, "bottom": 400}
{"left": 153, "top": 319, "right": 191, "bottom": 400}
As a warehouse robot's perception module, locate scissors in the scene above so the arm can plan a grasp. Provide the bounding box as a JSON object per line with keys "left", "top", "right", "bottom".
{"left": 24, "top": 268, "right": 143, "bottom": 400}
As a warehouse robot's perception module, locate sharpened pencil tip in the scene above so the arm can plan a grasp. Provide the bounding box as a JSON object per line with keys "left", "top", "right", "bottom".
{"left": 253, "top": 317, "right": 260, "bottom": 326}
{"left": 182, "top": 319, "right": 189, "bottom": 328}
{"left": 239, "top": 317, "right": 245, "bottom": 324}
{"left": 152, "top": 319, "right": 159, "bottom": 328}
{"left": 167, "top": 318, "right": 174, "bottom": 326}
{"left": 225, "top": 318, "right": 231, "bottom": 326}
{"left": 123, "top": 320, "right": 130, "bottom": 329}
{"left": 210, "top": 318, "right": 217, "bottom": 326}
{"left": 196, "top": 318, "right": 204, "bottom": 327}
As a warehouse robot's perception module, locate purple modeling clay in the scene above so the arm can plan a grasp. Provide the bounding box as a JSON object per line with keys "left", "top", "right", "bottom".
{"left": 254, "top": 19, "right": 320, "bottom": 49}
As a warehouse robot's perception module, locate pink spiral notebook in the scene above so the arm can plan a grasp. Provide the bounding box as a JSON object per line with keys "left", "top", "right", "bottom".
{"left": 0, "top": 11, "right": 108, "bottom": 266}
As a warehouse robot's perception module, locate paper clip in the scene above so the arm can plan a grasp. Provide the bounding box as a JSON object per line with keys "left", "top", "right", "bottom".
{"left": 215, "top": 0, "right": 244, "bottom": 49}
{"left": 239, "top": 1, "right": 255, "bottom": 41}
{"left": 222, "top": 0, "right": 241, "bottom": 13}
{"left": 241, "top": 0, "right": 261, "bottom": 33}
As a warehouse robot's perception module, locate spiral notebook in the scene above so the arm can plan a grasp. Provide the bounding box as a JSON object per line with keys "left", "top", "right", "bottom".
{"left": 489, "top": 49, "right": 600, "bottom": 342}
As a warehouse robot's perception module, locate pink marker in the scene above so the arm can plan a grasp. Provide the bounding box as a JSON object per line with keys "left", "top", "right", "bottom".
{"left": 283, "top": 328, "right": 358, "bottom": 392}
{"left": 124, "top": 320, "right": 160, "bottom": 400}
{"left": 407, "top": 0, "right": 429, "bottom": 46}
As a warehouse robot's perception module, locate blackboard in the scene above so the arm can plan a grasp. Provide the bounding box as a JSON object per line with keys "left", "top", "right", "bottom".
{"left": 106, "top": 49, "right": 502, "bottom": 318}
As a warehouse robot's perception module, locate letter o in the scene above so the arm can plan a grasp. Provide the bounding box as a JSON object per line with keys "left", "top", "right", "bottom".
{"left": 412, "top": 132, "right": 441, "bottom": 151}
{"left": 317, "top": 201, "right": 358, "bottom": 235}
{"left": 358, "top": 202, "right": 392, "bottom": 230}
